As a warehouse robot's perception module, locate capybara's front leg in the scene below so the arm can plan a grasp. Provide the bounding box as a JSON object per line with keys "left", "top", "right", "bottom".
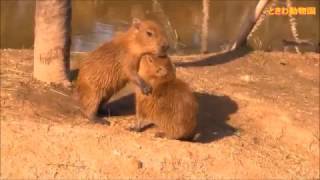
{"left": 132, "top": 74, "right": 152, "bottom": 95}
{"left": 123, "top": 57, "right": 152, "bottom": 95}
{"left": 128, "top": 101, "right": 153, "bottom": 132}
{"left": 128, "top": 119, "right": 153, "bottom": 132}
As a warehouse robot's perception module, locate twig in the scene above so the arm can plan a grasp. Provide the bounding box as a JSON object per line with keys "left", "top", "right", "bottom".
{"left": 0, "top": 87, "right": 17, "bottom": 91}
{"left": 5, "top": 68, "right": 27, "bottom": 74}
{"left": 49, "top": 88, "right": 69, "bottom": 97}
{"left": 201, "top": 0, "right": 210, "bottom": 53}
{"left": 47, "top": 163, "right": 86, "bottom": 169}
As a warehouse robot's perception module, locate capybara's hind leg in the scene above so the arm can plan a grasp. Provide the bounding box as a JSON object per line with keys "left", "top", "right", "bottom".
{"left": 80, "top": 93, "right": 109, "bottom": 125}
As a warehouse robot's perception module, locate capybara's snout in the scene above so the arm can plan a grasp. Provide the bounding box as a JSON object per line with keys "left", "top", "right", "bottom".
{"left": 157, "top": 41, "right": 169, "bottom": 57}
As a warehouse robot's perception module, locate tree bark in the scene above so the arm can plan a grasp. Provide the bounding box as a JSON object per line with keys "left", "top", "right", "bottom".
{"left": 231, "top": 0, "right": 270, "bottom": 50}
{"left": 33, "top": 0, "right": 71, "bottom": 84}
{"left": 286, "top": 0, "right": 301, "bottom": 54}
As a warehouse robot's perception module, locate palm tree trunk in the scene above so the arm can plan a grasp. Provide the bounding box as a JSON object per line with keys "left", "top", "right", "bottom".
{"left": 33, "top": 0, "right": 71, "bottom": 85}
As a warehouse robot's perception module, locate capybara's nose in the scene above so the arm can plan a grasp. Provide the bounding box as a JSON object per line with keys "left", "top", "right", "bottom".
{"left": 161, "top": 43, "right": 169, "bottom": 52}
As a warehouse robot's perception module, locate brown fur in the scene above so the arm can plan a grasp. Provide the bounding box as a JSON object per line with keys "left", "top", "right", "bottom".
{"left": 133, "top": 55, "right": 198, "bottom": 140}
{"left": 76, "top": 19, "right": 168, "bottom": 122}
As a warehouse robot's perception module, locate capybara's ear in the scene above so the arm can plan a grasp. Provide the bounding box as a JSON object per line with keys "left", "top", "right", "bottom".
{"left": 132, "top": 18, "right": 141, "bottom": 30}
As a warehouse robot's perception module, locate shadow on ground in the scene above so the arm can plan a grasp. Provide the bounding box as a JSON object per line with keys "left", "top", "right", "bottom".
{"left": 98, "top": 93, "right": 135, "bottom": 117}
{"left": 100, "top": 92, "right": 238, "bottom": 143}
{"left": 194, "top": 92, "right": 238, "bottom": 143}
{"left": 17, "top": 79, "right": 238, "bottom": 143}
{"left": 175, "top": 47, "right": 251, "bottom": 68}
{"left": 15, "top": 81, "right": 82, "bottom": 124}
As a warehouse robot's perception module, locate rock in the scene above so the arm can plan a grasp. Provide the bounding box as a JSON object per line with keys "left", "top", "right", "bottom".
{"left": 127, "top": 157, "right": 143, "bottom": 171}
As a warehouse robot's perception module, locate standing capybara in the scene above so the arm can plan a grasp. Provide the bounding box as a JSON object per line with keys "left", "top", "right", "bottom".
{"left": 131, "top": 55, "right": 198, "bottom": 140}
{"left": 76, "top": 18, "right": 169, "bottom": 123}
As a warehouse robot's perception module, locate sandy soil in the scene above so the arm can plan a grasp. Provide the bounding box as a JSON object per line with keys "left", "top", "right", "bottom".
{"left": 1, "top": 49, "right": 319, "bottom": 179}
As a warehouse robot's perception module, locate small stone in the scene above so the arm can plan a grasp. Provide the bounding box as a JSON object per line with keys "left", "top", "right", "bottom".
{"left": 253, "top": 137, "right": 260, "bottom": 144}
{"left": 280, "top": 61, "right": 287, "bottom": 66}
{"left": 128, "top": 158, "right": 143, "bottom": 170}
{"left": 192, "top": 133, "right": 201, "bottom": 141}
{"left": 112, "top": 150, "right": 121, "bottom": 156}
{"left": 240, "top": 75, "right": 252, "bottom": 82}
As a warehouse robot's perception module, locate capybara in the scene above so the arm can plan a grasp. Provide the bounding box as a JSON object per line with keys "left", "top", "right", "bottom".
{"left": 131, "top": 55, "right": 198, "bottom": 140}
{"left": 76, "top": 18, "right": 169, "bottom": 123}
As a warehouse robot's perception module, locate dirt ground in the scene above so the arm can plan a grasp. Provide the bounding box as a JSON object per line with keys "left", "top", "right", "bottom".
{"left": 1, "top": 49, "right": 319, "bottom": 179}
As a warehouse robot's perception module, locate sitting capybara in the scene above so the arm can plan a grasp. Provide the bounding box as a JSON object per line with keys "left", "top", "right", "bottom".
{"left": 131, "top": 55, "right": 198, "bottom": 140}
{"left": 76, "top": 18, "right": 169, "bottom": 123}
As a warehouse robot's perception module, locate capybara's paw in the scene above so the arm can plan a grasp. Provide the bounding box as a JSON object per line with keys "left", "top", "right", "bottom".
{"left": 154, "top": 132, "right": 166, "bottom": 138}
{"left": 89, "top": 116, "right": 110, "bottom": 126}
{"left": 127, "top": 125, "right": 143, "bottom": 132}
{"left": 127, "top": 121, "right": 154, "bottom": 132}
{"left": 140, "top": 82, "right": 152, "bottom": 95}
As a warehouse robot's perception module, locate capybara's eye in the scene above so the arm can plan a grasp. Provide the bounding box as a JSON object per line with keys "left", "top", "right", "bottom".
{"left": 146, "top": 31, "right": 153, "bottom": 37}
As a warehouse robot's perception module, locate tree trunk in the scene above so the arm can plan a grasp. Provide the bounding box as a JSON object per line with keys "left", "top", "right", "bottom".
{"left": 33, "top": 0, "right": 71, "bottom": 85}
{"left": 201, "top": 0, "right": 210, "bottom": 53}
{"left": 231, "top": 0, "right": 270, "bottom": 50}
{"left": 286, "top": 0, "right": 301, "bottom": 54}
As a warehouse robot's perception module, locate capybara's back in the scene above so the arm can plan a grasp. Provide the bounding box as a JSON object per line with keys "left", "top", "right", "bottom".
{"left": 135, "top": 55, "right": 198, "bottom": 140}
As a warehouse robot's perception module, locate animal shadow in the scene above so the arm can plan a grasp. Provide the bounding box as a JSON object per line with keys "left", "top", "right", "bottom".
{"left": 97, "top": 92, "right": 238, "bottom": 143}
{"left": 194, "top": 92, "right": 238, "bottom": 143}
{"left": 69, "top": 69, "right": 79, "bottom": 82}
{"left": 97, "top": 93, "right": 135, "bottom": 117}
{"left": 175, "top": 47, "right": 251, "bottom": 68}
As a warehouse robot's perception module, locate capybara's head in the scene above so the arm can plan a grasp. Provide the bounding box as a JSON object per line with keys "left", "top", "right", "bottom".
{"left": 129, "top": 18, "right": 169, "bottom": 57}
{"left": 139, "top": 54, "right": 176, "bottom": 88}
